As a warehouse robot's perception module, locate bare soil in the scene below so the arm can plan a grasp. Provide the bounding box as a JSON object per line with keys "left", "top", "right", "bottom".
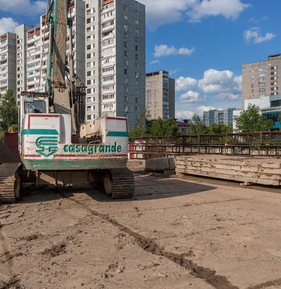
{"left": 1, "top": 170, "right": 281, "bottom": 289}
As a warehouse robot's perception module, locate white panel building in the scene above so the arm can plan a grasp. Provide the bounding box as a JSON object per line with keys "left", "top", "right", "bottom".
{"left": 0, "top": 33, "right": 16, "bottom": 97}
{"left": 15, "top": 25, "right": 33, "bottom": 100}
{"left": 23, "top": 0, "right": 85, "bottom": 94}
{"left": 84, "top": 0, "right": 145, "bottom": 129}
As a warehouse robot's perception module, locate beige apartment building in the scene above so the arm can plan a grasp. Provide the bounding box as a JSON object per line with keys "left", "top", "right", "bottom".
{"left": 146, "top": 70, "right": 175, "bottom": 120}
{"left": 242, "top": 54, "right": 281, "bottom": 108}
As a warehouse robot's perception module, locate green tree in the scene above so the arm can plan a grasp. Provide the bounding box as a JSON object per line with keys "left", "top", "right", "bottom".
{"left": 277, "top": 113, "right": 281, "bottom": 131}
{"left": 0, "top": 89, "right": 18, "bottom": 133}
{"left": 207, "top": 123, "right": 233, "bottom": 134}
{"left": 149, "top": 117, "right": 180, "bottom": 136}
{"left": 234, "top": 104, "right": 273, "bottom": 132}
{"left": 129, "top": 110, "right": 150, "bottom": 138}
{"left": 189, "top": 114, "right": 208, "bottom": 134}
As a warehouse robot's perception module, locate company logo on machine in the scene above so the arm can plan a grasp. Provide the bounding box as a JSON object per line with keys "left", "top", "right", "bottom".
{"left": 36, "top": 136, "right": 59, "bottom": 157}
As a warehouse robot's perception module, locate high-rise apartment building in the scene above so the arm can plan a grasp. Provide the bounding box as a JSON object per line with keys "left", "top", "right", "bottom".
{"left": 0, "top": 0, "right": 145, "bottom": 129}
{"left": 15, "top": 25, "right": 33, "bottom": 99}
{"left": 84, "top": 0, "right": 145, "bottom": 129}
{"left": 203, "top": 108, "right": 235, "bottom": 126}
{"left": 0, "top": 33, "right": 16, "bottom": 97}
{"left": 23, "top": 0, "right": 85, "bottom": 96}
{"left": 242, "top": 54, "right": 281, "bottom": 108}
{"left": 145, "top": 70, "right": 175, "bottom": 120}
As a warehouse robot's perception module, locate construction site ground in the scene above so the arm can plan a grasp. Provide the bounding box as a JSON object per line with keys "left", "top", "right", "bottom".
{"left": 1, "top": 165, "right": 281, "bottom": 288}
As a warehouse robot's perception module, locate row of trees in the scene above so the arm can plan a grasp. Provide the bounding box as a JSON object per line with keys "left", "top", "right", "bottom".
{"left": 129, "top": 111, "right": 179, "bottom": 137}
{"left": 129, "top": 105, "right": 278, "bottom": 137}
{"left": 188, "top": 114, "right": 233, "bottom": 135}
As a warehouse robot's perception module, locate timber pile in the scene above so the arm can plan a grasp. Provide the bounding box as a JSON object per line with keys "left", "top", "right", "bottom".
{"left": 175, "top": 155, "right": 281, "bottom": 186}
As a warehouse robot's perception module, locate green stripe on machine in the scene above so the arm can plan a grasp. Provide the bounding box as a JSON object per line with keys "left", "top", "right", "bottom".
{"left": 106, "top": 131, "right": 129, "bottom": 137}
{"left": 22, "top": 129, "right": 59, "bottom": 135}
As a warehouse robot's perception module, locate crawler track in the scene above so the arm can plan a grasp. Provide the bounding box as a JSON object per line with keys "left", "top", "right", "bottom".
{"left": 0, "top": 163, "right": 21, "bottom": 203}
{"left": 108, "top": 168, "right": 135, "bottom": 199}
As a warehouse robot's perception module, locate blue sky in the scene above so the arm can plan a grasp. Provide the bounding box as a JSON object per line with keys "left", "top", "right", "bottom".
{"left": 0, "top": 0, "right": 280, "bottom": 120}
{"left": 140, "top": 0, "right": 280, "bottom": 119}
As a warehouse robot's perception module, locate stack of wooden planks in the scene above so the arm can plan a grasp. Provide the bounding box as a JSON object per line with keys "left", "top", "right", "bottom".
{"left": 175, "top": 155, "right": 281, "bottom": 186}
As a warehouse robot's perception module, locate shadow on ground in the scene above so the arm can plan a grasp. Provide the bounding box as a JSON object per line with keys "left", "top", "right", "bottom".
{"left": 17, "top": 172, "right": 217, "bottom": 204}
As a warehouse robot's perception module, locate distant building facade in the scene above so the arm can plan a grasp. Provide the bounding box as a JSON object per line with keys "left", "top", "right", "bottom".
{"left": 0, "top": 32, "right": 16, "bottom": 98}
{"left": 176, "top": 119, "right": 190, "bottom": 135}
{"left": 146, "top": 70, "right": 175, "bottom": 120}
{"left": 241, "top": 53, "right": 281, "bottom": 130}
{"left": 203, "top": 108, "right": 235, "bottom": 126}
{"left": 242, "top": 54, "right": 281, "bottom": 108}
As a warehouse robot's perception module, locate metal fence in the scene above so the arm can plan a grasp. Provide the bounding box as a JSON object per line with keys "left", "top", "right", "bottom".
{"left": 129, "top": 132, "right": 281, "bottom": 159}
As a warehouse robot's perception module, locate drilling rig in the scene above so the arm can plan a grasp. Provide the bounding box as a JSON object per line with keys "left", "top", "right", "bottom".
{"left": 0, "top": 0, "right": 134, "bottom": 203}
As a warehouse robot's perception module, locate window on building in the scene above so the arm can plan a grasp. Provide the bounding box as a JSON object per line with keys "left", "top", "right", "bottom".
{"left": 271, "top": 100, "right": 281, "bottom": 107}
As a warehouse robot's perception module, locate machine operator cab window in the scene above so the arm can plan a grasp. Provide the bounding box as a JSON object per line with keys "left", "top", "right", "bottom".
{"left": 19, "top": 93, "right": 50, "bottom": 130}
{"left": 24, "top": 100, "right": 46, "bottom": 114}
{"left": 20, "top": 93, "right": 49, "bottom": 117}
{"left": 18, "top": 93, "right": 50, "bottom": 143}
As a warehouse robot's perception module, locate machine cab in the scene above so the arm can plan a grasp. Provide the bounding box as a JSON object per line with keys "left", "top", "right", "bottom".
{"left": 19, "top": 92, "right": 49, "bottom": 130}
{"left": 18, "top": 92, "right": 50, "bottom": 154}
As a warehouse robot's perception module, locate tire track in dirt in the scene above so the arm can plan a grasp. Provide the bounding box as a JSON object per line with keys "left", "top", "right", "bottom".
{"left": 61, "top": 192, "right": 239, "bottom": 289}
{"left": 247, "top": 278, "right": 281, "bottom": 289}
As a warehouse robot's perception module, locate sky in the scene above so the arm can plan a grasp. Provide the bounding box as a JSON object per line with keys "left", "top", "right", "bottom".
{"left": 0, "top": 0, "right": 280, "bottom": 120}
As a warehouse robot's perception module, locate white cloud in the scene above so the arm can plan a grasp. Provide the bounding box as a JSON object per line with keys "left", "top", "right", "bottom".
{"left": 179, "top": 90, "right": 203, "bottom": 103}
{"left": 0, "top": 0, "right": 46, "bottom": 15}
{"left": 176, "top": 105, "right": 218, "bottom": 120}
{"left": 0, "top": 18, "right": 19, "bottom": 35}
{"left": 138, "top": 0, "right": 249, "bottom": 29}
{"left": 187, "top": 0, "right": 250, "bottom": 22}
{"left": 175, "top": 69, "right": 241, "bottom": 109}
{"left": 178, "top": 47, "right": 196, "bottom": 55}
{"left": 154, "top": 45, "right": 177, "bottom": 57}
{"left": 176, "top": 76, "right": 197, "bottom": 92}
{"left": 175, "top": 110, "right": 194, "bottom": 120}
{"left": 244, "top": 27, "right": 276, "bottom": 44}
{"left": 150, "top": 60, "right": 159, "bottom": 65}
{"left": 154, "top": 45, "right": 195, "bottom": 57}
{"left": 249, "top": 16, "right": 270, "bottom": 24}
{"left": 138, "top": 0, "right": 196, "bottom": 30}
{"left": 198, "top": 69, "right": 241, "bottom": 99}
{"left": 169, "top": 69, "right": 179, "bottom": 76}
{"left": 196, "top": 105, "right": 217, "bottom": 115}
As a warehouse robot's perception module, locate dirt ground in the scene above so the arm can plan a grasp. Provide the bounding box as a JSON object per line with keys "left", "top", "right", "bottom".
{"left": 1, "top": 170, "right": 281, "bottom": 289}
